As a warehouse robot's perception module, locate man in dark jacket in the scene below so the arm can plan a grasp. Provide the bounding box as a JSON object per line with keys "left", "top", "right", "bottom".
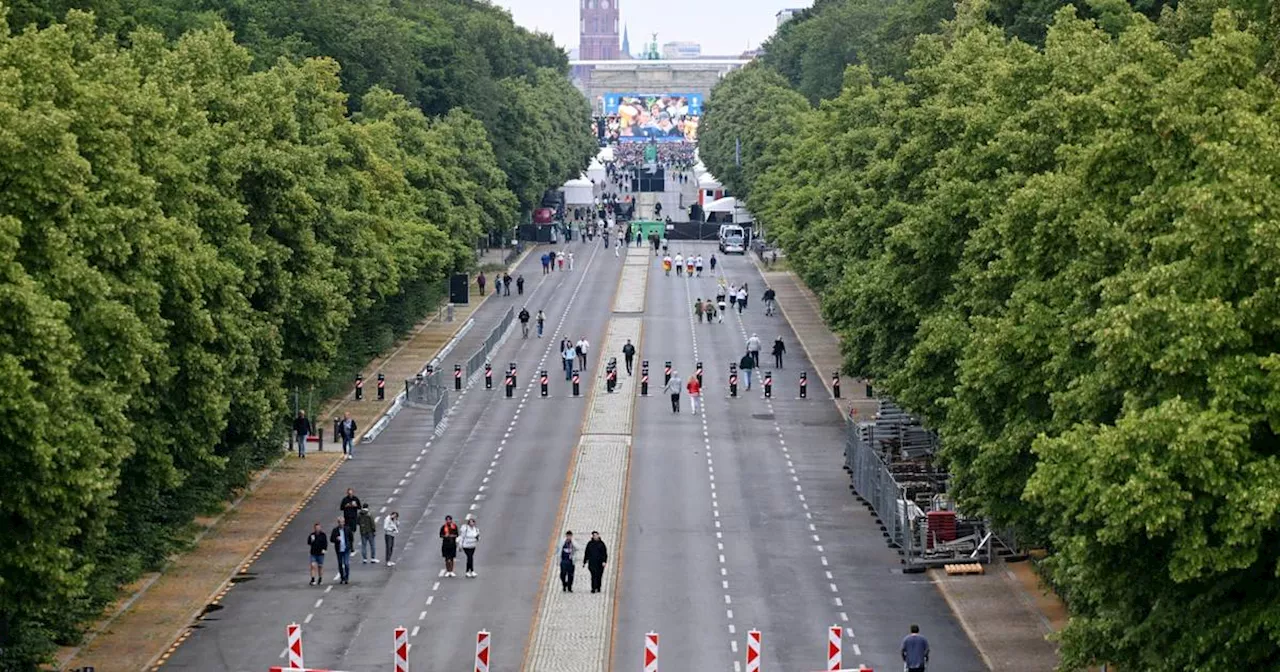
{"left": 772, "top": 337, "right": 787, "bottom": 369}
{"left": 622, "top": 339, "right": 636, "bottom": 375}
{"left": 739, "top": 351, "right": 756, "bottom": 390}
{"left": 338, "top": 411, "right": 357, "bottom": 460}
{"left": 330, "top": 516, "right": 353, "bottom": 584}
{"left": 341, "top": 488, "right": 361, "bottom": 535}
{"left": 584, "top": 531, "right": 608, "bottom": 593}
{"left": 308, "top": 522, "right": 328, "bottom": 585}
{"left": 293, "top": 411, "right": 311, "bottom": 458}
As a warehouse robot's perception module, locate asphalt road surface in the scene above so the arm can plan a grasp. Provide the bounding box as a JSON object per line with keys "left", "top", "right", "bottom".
{"left": 163, "top": 238, "right": 984, "bottom": 672}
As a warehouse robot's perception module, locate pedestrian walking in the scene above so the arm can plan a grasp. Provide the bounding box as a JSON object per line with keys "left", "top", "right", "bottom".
{"left": 340, "top": 488, "right": 361, "bottom": 535}
{"left": 762, "top": 286, "right": 776, "bottom": 316}
{"left": 440, "top": 515, "right": 459, "bottom": 576}
{"left": 773, "top": 336, "right": 787, "bottom": 369}
{"left": 622, "top": 339, "right": 636, "bottom": 375}
{"left": 563, "top": 342, "right": 576, "bottom": 380}
{"left": 902, "top": 625, "right": 930, "bottom": 672}
{"left": 568, "top": 251, "right": 575, "bottom": 270}
{"left": 662, "top": 254, "right": 673, "bottom": 276}
{"left": 584, "top": 531, "right": 608, "bottom": 593}
{"left": 558, "top": 531, "right": 578, "bottom": 592}
{"left": 686, "top": 375, "right": 702, "bottom": 414}
{"left": 338, "top": 411, "right": 357, "bottom": 460}
{"left": 703, "top": 300, "right": 714, "bottom": 323}
{"left": 674, "top": 253, "right": 684, "bottom": 276}
{"left": 694, "top": 298, "right": 704, "bottom": 323}
{"left": 739, "top": 351, "right": 756, "bottom": 390}
{"left": 663, "top": 370, "right": 683, "bottom": 413}
{"left": 503, "top": 273, "right": 512, "bottom": 296}
{"left": 747, "top": 334, "right": 762, "bottom": 368}
{"left": 477, "top": 272, "right": 486, "bottom": 296}
{"left": 358, "top": 504, "right": 378, "bottom": 564}
{"left": 330, "top": 516, "right": 353, "bottom": 584}
{"left": 728, "top": 284, "right": 737, "bottom": 310}
{"left": 519, "top": 307, "right": 531, "bottom": 339}
{"left": 293, "top": 410, "right": 311, "bottom": 458}
{"left": 517, "top": 274, "right": 525, "bottom": 295}
{"left": 576, "top": 337, "right": 590, "bottom": 370}
{"left": 558, "top": 254, "right": 565, "bottom": 271}
{"left": 709, "top": 254, "right": 717, "bottom": 272}
{"left": 459, "top": 514, "right": 481, "bottom": 577}
{"left": 695, "top": 254, "right": 704, "bottom": 276}
{"left": 308, "top": 522, "right": 328, "bottom": 585}
{"left": 549, "top": 250, "right": 557, "bottom": 271}
{"left": 614, "top": 237, "right": 621, "bottom": 257}
{"left": 383, "top": 511, "right": 399, "bottom": 567}
{"left": 537, "top": 310, "right": 546, "bottom": 338}
{"left": 737, "top": 286, "right": 748, "bottom": 313}
{"left": 685, "top": 257, "right": 694, "bottom": 276}
{"left": 541, "top": 253, "right": 550, "bottom": 275}
{"left": 717, "top": 297, "right": 726, "bottom": 323}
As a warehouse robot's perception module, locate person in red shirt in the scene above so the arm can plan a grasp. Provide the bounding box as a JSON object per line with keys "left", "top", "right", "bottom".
{"left": 440, "top": 515, "right": 460, "bottom": 577}
{"left": 686, "top": 375, "right": 702, "bottom": 414}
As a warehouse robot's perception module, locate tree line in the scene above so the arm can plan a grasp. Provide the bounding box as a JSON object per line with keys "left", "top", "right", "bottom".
{"left": 700, "top": 0, "right": 1280, "bottom": 668}
{"left": 0, "top": 1, "right": 594, "bottom": 667}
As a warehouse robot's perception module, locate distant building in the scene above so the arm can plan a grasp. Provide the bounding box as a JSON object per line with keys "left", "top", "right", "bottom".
{"left": 579, "top": 0, "right": 620, "bottom": 60}
{"left": 621, "top": 25, "right": 632, "bottom": 59}
{"left": 776, "top": 8, "right": 803, "bottom": 26}
{"left": 662, "top": 41, "right": 702, "bottom": 60}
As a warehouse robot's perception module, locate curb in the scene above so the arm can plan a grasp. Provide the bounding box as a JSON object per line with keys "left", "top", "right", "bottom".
{"left": 928, "top": 568, "right": 1000, "bottom": 672}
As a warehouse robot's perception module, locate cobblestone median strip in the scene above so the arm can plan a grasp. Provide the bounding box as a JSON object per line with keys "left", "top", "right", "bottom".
{"left": 613, "top": 266, "right": 648, "bottom": 313}
{"left": 525, "top": 258, "right": 645, "bottom": 672}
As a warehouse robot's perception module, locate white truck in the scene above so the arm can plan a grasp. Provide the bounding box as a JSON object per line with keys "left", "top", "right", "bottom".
{"left": 718, "top": 224, "right": 746, "bottom": 254}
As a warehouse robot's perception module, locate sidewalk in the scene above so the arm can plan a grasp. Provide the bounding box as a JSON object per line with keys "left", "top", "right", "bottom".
{"left": 754, "top": 261, "right": 1063, "bottom": 671}
{"left": 56, "top": 249, "right": 531, "bottom": 672}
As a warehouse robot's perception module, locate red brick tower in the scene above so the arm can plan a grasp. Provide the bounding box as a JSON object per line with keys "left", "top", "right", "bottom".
{"left": 579, "top": 0, "right": 620, "bottom": 60}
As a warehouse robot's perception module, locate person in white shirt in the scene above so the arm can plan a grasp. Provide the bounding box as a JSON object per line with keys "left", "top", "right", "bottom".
{"left": 737, "top": 286, "right": 748, "bottom": 313}
{"left": 674, "top": 253, "right": 684, "bottom": 276}
{"left": 695, "top": 255, "right": 704, "bottom": 276}
{"left": 576, "top": 337, "right": 591, "bottom": 370}
{"left": 568, "top": 251, "right": 575, "bottom": 270}
{"left": 383, "top": 512, "right": 400, "bottom": 567}
{"left": 459, "top": 514, "right": 481, "bottom": 577}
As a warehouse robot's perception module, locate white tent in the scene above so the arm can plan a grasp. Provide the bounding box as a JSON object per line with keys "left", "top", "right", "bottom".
{"left": 698, "top": 172, "right": 722, "bottom": 190}
{"left": 586, "top": 158, "right": 607, "bottom": 183}
{"left": 704, "top": 196, "right": 755, "bottom": 222}
{"left": 563, "top": 176, "right": 594, "bottom": 205}
{"left": 597, "top": 146, "right": 615, "bottom": 162}
{"left": 693, "top": 160, "right": 708, "bottom": 179}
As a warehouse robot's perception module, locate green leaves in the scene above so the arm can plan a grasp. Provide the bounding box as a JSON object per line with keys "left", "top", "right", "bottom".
{"left": 705, "top": 0, "right": 1280, "bottom": 667}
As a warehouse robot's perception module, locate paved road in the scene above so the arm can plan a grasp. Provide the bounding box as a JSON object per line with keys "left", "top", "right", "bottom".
{"left": 164, "top": 239, "right": 621, "bottom": 672}
{"left": 613, "top": 243, "right": 985, "bottom": 672}
{"left": 164, "top": 238, "right": 983, "bottom": 672}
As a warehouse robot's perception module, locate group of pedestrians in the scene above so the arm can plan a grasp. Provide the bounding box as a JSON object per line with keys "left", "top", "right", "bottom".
{"left": 518, "top": 307, "right": 547, "bottom": 339}
{"left": 661, "top": 252, "right": 710, "bottom": 276}
{"left": 476, "top": 271, "right": 526, "bottom": 297}
{"left": 438, "top": 514, "right": 481, "bottom": 577}
{"left": 560, "top": 336, "right": 591, "bottom": 380}
{"left": 308, "top": 488, "right": 400, "bottom": 585}
{"left": 540, "top": 250, "right": 575, "bottom": 274}
{"left": 556, "top": 530, "right": 610, "bottom": 593}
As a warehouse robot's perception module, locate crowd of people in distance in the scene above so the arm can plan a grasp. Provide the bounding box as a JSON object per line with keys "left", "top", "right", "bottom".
{"left": 610, "top": 142, "right": 697, "bottom": 172}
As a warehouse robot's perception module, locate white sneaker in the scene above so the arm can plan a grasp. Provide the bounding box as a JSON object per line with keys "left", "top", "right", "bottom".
{"left": 371, "top": 558, "right": 379, "bottom": 564}
{"left": 387, "top": 561, "right": 396, "bottom": 567}
{"left": 346, "top": 454, "right": 353, "bottom": 460}
{"left": 469, "top": 571, "right": 478, "bottom": 578}
{"left": 447, "top": 571, "right": 455, "bottom": 577}
{"left": 361, "top": 559, "right": 368, "bottom": 564}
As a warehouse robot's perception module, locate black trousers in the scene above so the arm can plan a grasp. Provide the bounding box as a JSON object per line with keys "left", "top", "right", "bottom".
{"left": 774, "top": 353, "right": 783, "bottom": 368}
{"left": 463, "top": 547, "right": 476, "bottom": 573}
{"left": 589, "top": 564, "right": 604, "bottom": 592}
{"left": 670, "top": 393, "right": 680, "bottom": 412}
{"left": 752, "top": 351, "right": 760, "bottom": 367}
{"left": 625, "top": 355, "right": 634, "bottom": 374}
{"left": 560, "top": 563, "right": 575, "bottom": 590}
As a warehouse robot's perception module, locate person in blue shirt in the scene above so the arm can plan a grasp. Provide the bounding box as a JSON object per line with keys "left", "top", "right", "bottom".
{"left": 901, "top": 624, "right": 930, "bottom": 672}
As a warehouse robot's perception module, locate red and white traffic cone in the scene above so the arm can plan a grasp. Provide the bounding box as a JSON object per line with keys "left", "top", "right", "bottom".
{"left": 827, "top": 625, "right": 842, "bottom": 671}
{"left": 393, "top": 626, "right": 408, "bottom": 672}
{"left": 644, "top": 631, "right": 659, "bottom": 672}
{"left": 474, "top": 630, "right": 491, "bottom": 672}
{"left": 746, "top": 629, "right": 762, "bottom": 672}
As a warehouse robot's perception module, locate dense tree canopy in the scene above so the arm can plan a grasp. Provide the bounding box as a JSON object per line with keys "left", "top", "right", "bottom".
{"left": 702, "top": 0, "right": 1280, "bottom": 667}
{"left": 0, "top": 1, "right": 591, "bottom": 667}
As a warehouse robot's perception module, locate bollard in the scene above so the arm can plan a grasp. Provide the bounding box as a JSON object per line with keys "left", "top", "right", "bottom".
{"left": 696, "top": 361, "right": 703, "bottom": 387}
{"left": 454, "top": 364, "right": 463, "bottom": 391}
{"left": 827, "top": 624, "right": 842, "bottom": 671}
{"left": 540, "top": 369, "right": 549, "bottom": 397}
{"left": 394, "top": 626, "right": 409, "bottom": 672}
{"left": 729, "top": 363, "right": 739, "bottom": 398}
{"left": 644, "top": 632, "right": 659, "bottom": 672}
{"left": 832, "top": 371, "right": 841, "bottom": 399}
{"left": 509, "top": 362, "right": 518, "bottom": 389}
{"left": 572, "top": 370, "right": 581, "bottom": 397}
{"left": 800, "top": 371, "right": 808, "bottom": 399}
{"left": 355, "top": 373, "right": 364, "bottom": 401}
{"left": 317, "top": 427, "right": 324, "bottom": 452}
{"left": 377, "top": 372, "right": 386, "bottom": 401}
{"left": 764, "top": 371, "right": 773, "bottom": 399}
{"left": 485, "top": 363, "right": 493, "bottom": 390}
{"left": 641, "top": 363, "right": 650, "bottom": 396}
{"left": 745, "top": 630, "right": 761, "bottom": 672}
{"left": 286, "top": 622, "right": 305, "bottom": 669}
{"left": 505, "top": 366, "right": 515, "bottom": 399}
{"left": 332, "top": 417, "right": 340, "bottom": 442}
{"left": 664, "top": 360, "right": 672, "bottom": 385}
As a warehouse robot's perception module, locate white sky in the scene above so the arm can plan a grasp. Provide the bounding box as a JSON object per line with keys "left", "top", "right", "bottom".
{"left": 489, "top": 0, "right": 813, "bottom": 57}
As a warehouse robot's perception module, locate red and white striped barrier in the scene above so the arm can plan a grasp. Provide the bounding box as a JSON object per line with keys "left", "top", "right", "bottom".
{"left": 827, "top": 625, "right": 842, "bottom": 671}
{"left": 474, "top": 630, "right": 491, "bottom": 672}
{"left": 287, "top": 622, "right": 305, "bottom": 669}
{"left": 394, "top": 626, "right": 409, "bottom": 672}
{"left": 644, "top": 631, "right": 659, "bottom": 672}
{"left": 746, "top": 629, "right": 761, "bottom": 672}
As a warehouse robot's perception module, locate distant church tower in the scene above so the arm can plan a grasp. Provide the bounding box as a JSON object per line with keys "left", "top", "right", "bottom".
{"left": 621, "top": 24, "right": 631, "bottom": 58}
{"left": 579, "top": 0, "right": 620, "bottom": 60}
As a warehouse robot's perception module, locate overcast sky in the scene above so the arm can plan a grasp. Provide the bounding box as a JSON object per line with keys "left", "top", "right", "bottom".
{"left": 491, "top": 0, "right": 813, "bottom": 57}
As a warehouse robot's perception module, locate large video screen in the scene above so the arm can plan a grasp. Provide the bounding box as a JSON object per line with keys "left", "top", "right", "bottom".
{"left": 603, "top": 93, "right": 702, "bottom": 143}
